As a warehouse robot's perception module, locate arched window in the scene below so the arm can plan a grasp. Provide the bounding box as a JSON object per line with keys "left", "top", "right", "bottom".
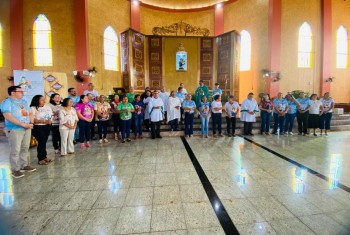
{"left": 104, "top": 26, "right": 119, "bottom": 71}
{"left": 33, "top": 14, "right": 52, "bottom": 66}
{"left": 0, "top": 23, "right": 3, "bottom": 67}
{"left": 298, "top": 22, "right": 313, "bottom": 68}
{"left": 336, "top": 25, "right": 348, "bottom": 69}
{"left": 240, "top": 30, "right": 251, "bottom": 71}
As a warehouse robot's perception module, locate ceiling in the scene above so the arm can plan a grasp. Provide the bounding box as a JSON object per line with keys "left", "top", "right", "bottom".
{"left": 137, "top": 0, "right": 232, "bottom": 10}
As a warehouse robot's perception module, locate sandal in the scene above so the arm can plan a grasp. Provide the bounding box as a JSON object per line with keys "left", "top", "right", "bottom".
{"left": 38, "top": 160, "right": 48, "bottom": 165}
{"left": 44, "top": 158, "right": 53, "bottom": 163}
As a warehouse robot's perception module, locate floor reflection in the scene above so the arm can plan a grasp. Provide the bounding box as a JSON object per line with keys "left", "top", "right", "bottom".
{"left": 0, "top": 165, "right": 14, "bottom": 208}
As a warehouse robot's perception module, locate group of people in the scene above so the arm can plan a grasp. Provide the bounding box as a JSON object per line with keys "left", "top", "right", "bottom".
{"left": 0, "top": 81, "right": 335, "bottom": 178}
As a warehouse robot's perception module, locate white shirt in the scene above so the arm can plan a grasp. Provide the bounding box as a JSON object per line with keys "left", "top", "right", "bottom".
{"left": 31, "top": 105, "right": 53, "bottom": 125}
{"left": 83, "top": 90, "right": 99, "bottom": 100}
{"left": 240, "top": 98, "right": 259, "bottom": 122}
{"left": 309, "top": 100, "right": 323, "bottom": 114}
{"left": 167, "top": 96, "right": 181, "bottom": 122}
{"left": 320, "top": 98, "right": 334, "bottom": 113}
{"left": 59, "top": 108, "right": 78, "bottom": 130}
{"left": 225, "top": 101, "right": 240, "bottom": 117}
{"left": 211, "top": 101, "right": 223, "bottom": 114}
{"left": 148, "top": 97, "right": 164, "bottom": 122}
{"left": 159, "top": 91, "right": 169, "bottom": 109}
{"left": 181, "top": 88, "right": 187, "bottom": 95}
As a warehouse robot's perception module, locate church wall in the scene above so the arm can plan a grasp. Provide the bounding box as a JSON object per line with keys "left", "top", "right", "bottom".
{"left": 224, "top": 0, "right": 269, "bottom": 102}
{"left": 140, "top": 7, "right": 215, "bottom": 36}
{"left": 280, "top": 0, "right": 322, "bottom": 96}
{"left": 22, "top": 0, "right": 76, "bottom": 95}
{"left": 331, "top": 0, "right": 350, "bottom": 103}
{"left": 88, "top": 0, "right": 130, "bottom": 96}
{"left": 0, "top": 0, "right": 11, "bottom": 100}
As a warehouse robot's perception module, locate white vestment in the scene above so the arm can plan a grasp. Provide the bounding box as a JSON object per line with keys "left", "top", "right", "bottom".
{"left": 149, "top": 97, "right": 164, "bottom": 122}
{"left": 167, "top": 97, "right": 181, "bottom": 122}
{"left": 240, "top": 98, "right": 259, "bottom": 122}
{"left": 143, "top": 97, "right": 152, "bottom": 120}
{"left": 159, "top": 92, "right": 169, "bottom": 110}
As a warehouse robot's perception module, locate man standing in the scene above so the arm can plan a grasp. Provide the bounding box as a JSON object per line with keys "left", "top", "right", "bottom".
{"left": 0, "top": 86, "right": 36, "bottom": 178}
{"left": 159, "top": 86, "right": 169, "bottom": 124}
{"left": 83, "top": 83, "right": 99, "bottom": 101}
{"left": 67, "top": 88, "right": 80, "bottom": 106}
{"left": 195, "top": 80, "right": 209, "bottom": 108}
{"left": 126, "top": 86, "right": 138, "bottom": 103}
{"left": 212, "top": 83, "right": 223, "bottom": 97}
{"left": 272, "top": 92, "right": 289, "bottom": 135}
{"left": 148, "top": 90, "right": 164, "bottom": 139}
{"left": 240, "top": 92, "right": 259, "bottom": 136}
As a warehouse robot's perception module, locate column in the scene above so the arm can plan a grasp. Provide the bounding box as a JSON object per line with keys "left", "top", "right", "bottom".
{"left": 10, "top": 0, "right": 24, "bottom": 72}
{"left": 131, "top": 0, "right": 140, "bottom": 31}
{"left": 214, "top": 3, "right": 224, "bottom": 36}
{"left": 321, "top": 0, "right": 332, "bottom": 95}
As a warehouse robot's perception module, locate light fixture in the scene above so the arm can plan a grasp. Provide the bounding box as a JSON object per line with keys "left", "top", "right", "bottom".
{"left": 325, "top": 76, "right": 335, "bottom": 83}
{"left": 132, "top": 0, "right": 139, "bottom": 6}
{"left": 262, "top": 69, "right": 281, "bottom": 82}
{"left": 216, "top": 3, "right": 222, "bottom": 9}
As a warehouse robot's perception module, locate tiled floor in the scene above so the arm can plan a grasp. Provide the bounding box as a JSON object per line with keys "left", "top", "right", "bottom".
{"left": 0, "top": 131, "right": 349, "bottom": 234}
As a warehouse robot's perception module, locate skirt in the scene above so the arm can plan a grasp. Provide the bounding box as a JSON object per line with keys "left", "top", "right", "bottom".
{"left": 308, "top": 114, "right": 320, "bottom": 129}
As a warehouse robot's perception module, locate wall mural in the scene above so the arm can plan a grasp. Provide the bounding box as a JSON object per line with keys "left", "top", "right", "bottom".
{"left": 132, "top": 31, "right": 145, "bottom": 89}
{"left": 121, "top": 31, "right": 130, "bottom": 88}
{"left": 200, "top": 38, "right": 214, "bottom": 88}
{"left": 148, "top": 36, "right": 162, "bottom": 89}
{"left": 152, "top": 20, "right": 210, "bottom": 36}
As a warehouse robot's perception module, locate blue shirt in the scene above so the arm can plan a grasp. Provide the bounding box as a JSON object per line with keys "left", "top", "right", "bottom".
{"left": 199, "top": 102, "right": 211, "bottom": 115}
{"left": 132, "top": 100, "right": 144, "bottom": 117}
{"left": 287, "top": 100, "right": 297, "bottom": 114}
{"left": 212, "top": 88, "right": 222, "bottom": 96}
{"left": 176, "top": 92, "right": 185, "bottom": 103}
{"left": 273, "top": 98, "right": 288, "bottom": 113}
{"left": 182, "top": 100, "right": 196, "bottom": 114}
{"left": 296, "top": 98, "right": 311, "bottom": 111}
{"left": 67, "top": 95, "right": 80, "bottom": 106}
{"left": 0, "top": 98, "right": 31, "bottom": 130}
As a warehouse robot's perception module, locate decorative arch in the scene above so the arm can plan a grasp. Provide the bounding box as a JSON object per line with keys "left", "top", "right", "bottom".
{"left": 336, "top": 25, "right": 348, "bottom": 69}
{"left": 298, "top": 22, "right": 313, "bottom": 68}
{"left": 33, "top": 14, "right": 52, "bottom": 66}
{"left": 239, "top": 30, "right": 251, "bottom": 71}
{"left": 104, "top": 26, "right": 119, "bottom": 71}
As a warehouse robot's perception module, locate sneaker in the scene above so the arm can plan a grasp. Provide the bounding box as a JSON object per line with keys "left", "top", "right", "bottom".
{"left": 86, "top": 142, "right": 92, "bottom": 147}
{"left": 103, "top": 138, "right": 109, "bottom": 143}
{"left": 98, "top": 139, "right": 103, "bottom": 144}
{"left": 288, "top": 132, "right": 293, "bottom": 135}
{"left": 12, "top": 171, "right": 24, "bottom": 178}
{"left": 122, "top": 139, "right": 126, "bottom": 143}
{"left": 283, "top": 132, "right": 288, "bottom": 136}
{"left": 80, "top": 143, "right": 86, "bottom": 149}
{"left": 127, "top": 138, "right": 131, "bottom": 142}
{"left": 20, "top": 166, "right": 37, "bottom": 172}
{"left": 54, "top": 149, "right": 60, "bottom": 154}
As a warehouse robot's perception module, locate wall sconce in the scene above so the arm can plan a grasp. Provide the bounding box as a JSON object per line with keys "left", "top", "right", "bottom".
{"left": 325, "top": 76, "right": 335, "bottom": 83}
{"left": 262, "top": 69, "right": 281, "bottom": 82}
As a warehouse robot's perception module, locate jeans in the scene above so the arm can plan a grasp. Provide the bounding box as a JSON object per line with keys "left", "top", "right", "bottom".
{"left": 169, "top": 119, "right": 179, "bottom": 131}
{"left": 51, "top": 125, "right": 61, "bottom": 150}
{"left": 212, "top": 113, "right": 222, "bottom": 134}
{"left": 90, "top": 119, "right": 96, "bottom": 138}
{"left": 134, "top": 115, "right": 143, "bottom": 136}
{"left": 184, "top": 113, "right": 194, "bottom": 135}
{"left": 121, "top": 119, "right": 131, "bottom": 139}
{"left": 284, "top": 113, "right": 296, "bottom": 132}
{"left": 5, "top": 129, "right": 31, "bottom": 171}
{"left": 97, "top": 120, "right": 108, "bottom": 139}
{"left": 78, "top": 120, "right": 92, "bottom": 143}
{"left": 200, "top": 115, "right": 210, "bottom": 135}
{"left": 273, "top": 113, "right": 286, "bottom": 134}
{"left": 226, "top": 116, "right": 236, "bottom": 135}
{"left": 260, "top": 111, "right": 272, "bottom": 133}
{"left": 297, "top": 111, "right": 309, "bottom": 134}
{"left": 320, "top": 112, "right": 333, "bottom": 130}
{"left": 151, "top": 121, "right": 161, "bottom": 138}
{"left": 74, "top": 126, "right": 79, "bottom": 141}
{"left": 32, "top": 124, "right": 51, "bottom": 161}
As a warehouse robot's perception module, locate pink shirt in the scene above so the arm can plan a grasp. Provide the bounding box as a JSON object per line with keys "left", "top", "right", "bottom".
{"left": 75, "top": 103, "right": 94, "bottom": 119}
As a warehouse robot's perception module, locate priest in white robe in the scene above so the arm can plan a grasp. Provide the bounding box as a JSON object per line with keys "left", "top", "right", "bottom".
{"left": 148, "top": 91, "right": 164, "bottom": 139}
{"left": 167, "top": 91, "right": 181, "bottom": 131}
{"left": 240, "top": 92, "right": 259, "bottom": 135}
{"left": 159, "top": 86, "right": 169, "bottom": 124}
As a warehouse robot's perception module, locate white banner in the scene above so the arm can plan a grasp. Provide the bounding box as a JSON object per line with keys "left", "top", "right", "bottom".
{"left": 14, "top": 70, "right": 45, "bottom": 104}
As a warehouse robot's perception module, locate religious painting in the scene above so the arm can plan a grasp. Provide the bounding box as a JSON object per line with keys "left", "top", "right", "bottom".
{"left": 151, "top": 53, "right": 160, "bottom": 61}
{"left": 202, "top": 53, "right": 212, "bottom": 62}
{"left": 202, "top": 39, "right": 212, "bottom": 48}
{"left": 176, "top": 51, "right": 187, "bottom": 71}
{"left": 151, "top": 38, "right": 160, "bottom": 47}
{"left": 201, "top": 66, "right": 212, "bottom": 75}
{"left": 135, "top": 48, "right": 143, "bottom": 60}
{"left": 151, "top": 66, "right": 160, "bottom": 75}
{"left": 152, "top": 80, "right": 160, "bottom": 88}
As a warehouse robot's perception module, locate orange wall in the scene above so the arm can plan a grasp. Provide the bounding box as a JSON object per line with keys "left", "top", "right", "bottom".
{"left": 0, "top": 0, "right": 11, "bottom": 100}
{"left": 331, "top": 0, "right": 350, "bottom": 102}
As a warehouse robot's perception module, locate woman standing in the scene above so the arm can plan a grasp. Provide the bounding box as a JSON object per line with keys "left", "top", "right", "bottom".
{"left": 117, "top": 96, "right": 135, "bottom": 143}
{"left": 182, "top": 94, "right": 196, "bottom": 137}
{"left": 296, "top": 92, "right": 311, "bottom": 136}
{"left": 95, "top": 95, "right": 111, "bottom": 144}
{"left": 48, "top": 93, "right": 61, "bottom": 154}
{"left": 167, "top": 91, "right": 181, "bottom": 131}
{"left": 143, "top": 90, "right": 152, "bottom": 131}
{"left": 30, "top": 95, "right": 53, "bottom": 165}
{"left": 284, "top": 94, "right": 299, "bottom": 135}
{"left": 59, "top": 98, "right": 78, "bottom": 156}
{"left": 110, "top": 94, "right": 121, "bottom": 140}
{"left": 308, "top": 94, "right": 323, "bottom": 136}
{"left": 259, "top": 94, "right": 274, "bottom": 135}
{"left": 211, "top": 95, "right": 224, "bottom": 137}
{"left": 132, "top": 94, "right": 144, "bottom": 139}
{"left": 75, "top": 95, "right": 94, "bottom": 149}
{"left": 199, "top": 95, "right": 211, "bottom": 138}
{"left": 320, "top": 92, "right": 334, "bottom": 136}
{"left": 225, "top": 95, "right": 240, "bottom": 137}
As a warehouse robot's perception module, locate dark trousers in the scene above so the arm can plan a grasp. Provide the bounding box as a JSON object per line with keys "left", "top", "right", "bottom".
{"left": 273, "top": 113, "right": 286, "bottom": 133}
{"left": 260, "top": 111, "right": 272, "bottom": 133}
{"left": 226, "top": 116, "right": 236, "bottom": 135}
{"left": 212, "top": 113, "right": 222, "bottom": 134}
{"left": 169, "top": 119, "right": 179, "bottom": 131}
{"left": 51, "top": 125, "right": 61, "bottom": 150}
{"left": 134, "top": 115, "right": 143, "bottom": 136}
{"left": 184, "top": 113, "right": 194, "bottom": 135}
{"left": 297, "top": 111, "right": 309, "bottom": 134}
{"left": 151, "top": 121, "right": 161, "bottom": 138}
{"left": 32, "top": 125, "right": 50, "bottom": 161}
{"left": 90, "top": 119, "right": 96, "bottom": 138}
{"left": 320, "top": 112, "right": 333, "bottom": 130}
{"left": 180, "top": 108, "right": 184, "bottom": 121}
{"left": 97, "top": 120, "right": 108, "bottom": 139}
{"left": 144, "top": 119, "right": 150, "bottom": 130}
{"left": 121, "top": 119, "right": 131, "bottom": 139}
{"left": 111, "top": 114, "right": 120, "bottom": 133}
{"left": 284, "top": 113, "right": 296, "bottom": 132}
{"left": 78, "top": 120, "right": 92, "bottom": 143}
{"left": 243, "top": 122, "right": 253, "bottom": 135}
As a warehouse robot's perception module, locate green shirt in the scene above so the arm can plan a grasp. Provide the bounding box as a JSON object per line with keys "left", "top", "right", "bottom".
{"left": 126, "top": 92, "right": 137, "bottom": 103}
{"left": 117, "top": 102, "right": 134, "bottom": 120}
